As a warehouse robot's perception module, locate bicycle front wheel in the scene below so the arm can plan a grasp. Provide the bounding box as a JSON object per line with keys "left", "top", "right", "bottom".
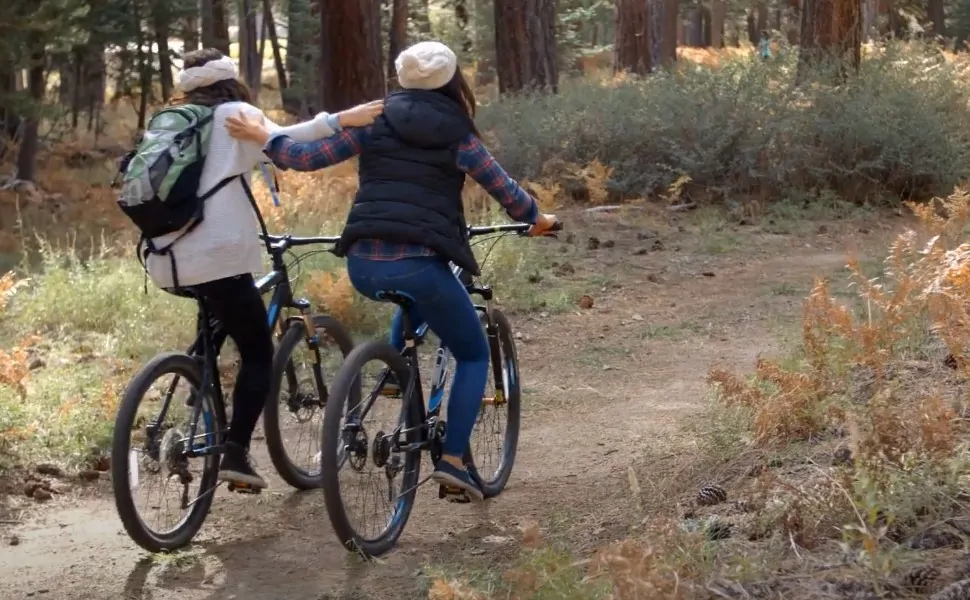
{"left": 320, "top": 340, "right": 422, "bottom": 557}
{"left": 111, "top": 352, "right": 223, "bottom": 552}
{"left": 264, "top": 315, "right": 355, "bottom": 490}
{"left": 467, "top": 308, "right": 521, "bottom": 498}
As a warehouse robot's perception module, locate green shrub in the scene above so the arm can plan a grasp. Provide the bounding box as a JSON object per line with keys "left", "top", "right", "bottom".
{"left": 478, "top": 41, "right": 970, "bottom": 204}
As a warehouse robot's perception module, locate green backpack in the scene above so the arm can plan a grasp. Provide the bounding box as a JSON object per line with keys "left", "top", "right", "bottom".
{"left": 116, "top": 104, "right": 241, "bottom": 242}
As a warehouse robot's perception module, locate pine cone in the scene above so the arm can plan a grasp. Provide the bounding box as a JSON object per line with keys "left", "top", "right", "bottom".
{"left": 831, "top": 445, "right": 853, "bottom": 466}
{"left": 930, "top": 578, "right": 970, "bottom": 600}
{"left": 896, "top": 564, "right": 940, "bottom": 594}
{"left": 696, "top": 484, "right": 728, "bottom": 506}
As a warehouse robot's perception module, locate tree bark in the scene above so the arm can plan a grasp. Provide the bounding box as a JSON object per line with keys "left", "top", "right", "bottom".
{"left": 862, "top": 0, "right": 876, "bottom": 39}
{"left": 153, "top": 1, "right": 174, "bottom": 102}
{"left": 388, "top": 0, "right": 409, "bottom": 84}
{"left": 283, "top": 0, "right": 319, "bottom": 115}
{"left": 319, "top": 0, "right": 384, "bottom": 112}
{"left": 411, "top": 0, "right": 432, "bottom": 36}
{"left": 263, "top": 0, "right": 287, "bottom": 91}
{"left": 0, "top": 57, "right": 22, "bottom": 160}
{"left": 796, "top": 0, "right": 840, "bottom": 83}
{"left": 659, "top": 0, "right": 678, "bottom": 66}
{"left": 833, "top": 0, "right": 862, "bottom": 75}
{"left": 203, "top": 0, "right": 231, "bottom": 54}
{"left": 688, "top": 5, "right": 703, "bottom": 46}
{"left": 134, "top": 0, "right": 152, "bottom": 131}
{"left": 614, "top": 0, "right": 652, "bottom": 75}
{"left": 756, "top": 2, "right": 768, "bottom": 33}
{"left": 928, "top": 0, "right": 945, "bottom": 38}
{"left": 238, "top": 0, "right": 261, "bottom": 100}
{"left": 493, "top": 0, "right": 559, "bottom": 93}
{"left": 711, "top": 0, "right": 725, "bottom": 47}
{"left": 185, "top": 8, "right": 200, "bottom": 52}
{"left": 454, "top": 0, "right": 472, "bottom": 53}
{"left": 16, "top": 33, "right": 44, "bottom": 181}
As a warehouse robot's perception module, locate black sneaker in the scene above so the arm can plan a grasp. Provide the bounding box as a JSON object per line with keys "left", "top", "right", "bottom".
{"left": 218, "top": 442, "right": 267, "bottom": 490}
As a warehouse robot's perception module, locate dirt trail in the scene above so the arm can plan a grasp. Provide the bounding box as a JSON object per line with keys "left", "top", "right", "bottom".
{"left": 0, "top": 211, "right": 903, "bottom": 600}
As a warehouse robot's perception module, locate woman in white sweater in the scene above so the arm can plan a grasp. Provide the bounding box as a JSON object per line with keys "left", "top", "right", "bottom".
{"left": 148, "top": 48, "right": 382, "bottom": 490}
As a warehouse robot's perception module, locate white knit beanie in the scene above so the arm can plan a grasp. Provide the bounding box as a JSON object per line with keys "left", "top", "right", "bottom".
{"left": 395, "top": 41, "right": 458, "bottom": 90}
{"left": 178, "top": 56, "right": 238, "bottom": 92}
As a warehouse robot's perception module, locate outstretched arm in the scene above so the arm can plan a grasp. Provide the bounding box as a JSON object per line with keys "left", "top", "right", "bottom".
{"left": 456, "top": 134, "right": 539, "bottom": 224}
{"left": 263, "top": 126, "right": 373, "bottom": 171}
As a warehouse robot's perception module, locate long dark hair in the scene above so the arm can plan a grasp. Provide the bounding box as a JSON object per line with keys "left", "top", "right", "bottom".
{"left": 435, "top": 69, "right": 481, "bottom": 137}
{"left": 172, "top": 48, "right": 253, "bottom": 107}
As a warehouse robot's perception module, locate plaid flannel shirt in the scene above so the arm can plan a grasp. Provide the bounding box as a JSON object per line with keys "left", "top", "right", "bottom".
{"left": 264, "top": 126, "right": 538, "bottom": 260}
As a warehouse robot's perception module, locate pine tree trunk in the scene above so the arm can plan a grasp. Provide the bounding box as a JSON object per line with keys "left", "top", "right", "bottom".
{"left": 796, "top": 0, "right": 839, "bottom": 84}
{"left": 319, "top": 0, "right": 384, "bottom": 112}
{"left": 833, "top": 0, "right": 862, "bottom": 76}
{"left": 411, "top": 0, "right": 432, "bottom": 36}
{"left": 16, "top": 33, "right": 44, "bottom": 181}
{"left": 659, "top": 0, "right": 678, "bottom": 66}
{"left": 263, "top": 0, "right": 287, "bottom": 90}
{"left": 614, "top": 0, "right": 652, "bottom": 75}
{"left": 756, "top": 2, "right": 768, "bottom": 33}
{"left": 210, "top": 0, "right": 231, "bottom": 54}
{"left": 154, "top": 1, "right": 174, "bottom": 102}
{"left": 388, "top": 0, "right": 409, "bottom": 84}
{"left": 238, "top": 0, "right": 261, "bottom": 100}
{"left": 454, "top": 0, "right": 472, "bottom": 53}
{"left": 283, "top": 0, "right": 318, "bottom": 115}
{"left": 494, "top": 0, "right": 559, "bottom": 94}
{"left": 185, "top": 7, "right": 200, "bottom": 52}
{"left": 928, "top": 0, "right": 945, "bottom": 38}
{"left": 711, "top": 0, "right": 725, "bottom": 47}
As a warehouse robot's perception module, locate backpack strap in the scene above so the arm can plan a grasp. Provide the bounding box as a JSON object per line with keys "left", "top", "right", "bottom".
{"left": 239, "top": 175, "right": 273, "bottom": 254}
{"left": 138, "top": 173, "right": 241, "bottom": 293}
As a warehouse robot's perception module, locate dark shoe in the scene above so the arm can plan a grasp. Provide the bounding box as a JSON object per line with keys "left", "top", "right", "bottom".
{"left": 218, "top": 442, "right": 267, "bottom": 490}
{"left": 431, "top": 461, "right": 483, "bottom": 502}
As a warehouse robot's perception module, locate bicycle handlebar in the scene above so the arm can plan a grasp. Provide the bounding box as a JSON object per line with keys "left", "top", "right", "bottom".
{"left": 259, "top": 233, "right": 341, "bottom": 252}
{"left": 467, "top": 220, "right": 564, "bottom": 237}
{"left": 260, "top": 220, "right": 563, "bottom": 252}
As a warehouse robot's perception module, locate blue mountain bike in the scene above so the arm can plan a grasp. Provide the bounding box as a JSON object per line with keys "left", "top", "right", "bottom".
{"left": 319, "top": 221, "right": 562, "bottom": 556}
{"left": 111, "top": 233, "right": 354, "bottom": 552}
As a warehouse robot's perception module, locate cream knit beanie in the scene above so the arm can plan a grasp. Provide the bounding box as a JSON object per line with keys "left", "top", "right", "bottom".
{"left": 395, "top": 41, "right": 458, "bottom": 90}
{"left": 178, "top": 56, "right": 238, "bottom": 92}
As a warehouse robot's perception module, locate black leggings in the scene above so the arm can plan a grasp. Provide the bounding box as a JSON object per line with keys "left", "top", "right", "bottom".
{"left": 192, "top": 274, "right": 273, "bottom": 449}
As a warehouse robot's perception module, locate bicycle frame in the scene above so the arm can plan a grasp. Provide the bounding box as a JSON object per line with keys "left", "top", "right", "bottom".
{"left": 147, "top": 234, "right": 340, "bottom": 462}
{"left": 356, "top": 224, "right": 530, "bottom": 456}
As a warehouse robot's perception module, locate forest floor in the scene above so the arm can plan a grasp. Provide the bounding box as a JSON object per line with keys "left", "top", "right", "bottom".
{"left": 0, "top": 203, "right": 907, "bottom": 599}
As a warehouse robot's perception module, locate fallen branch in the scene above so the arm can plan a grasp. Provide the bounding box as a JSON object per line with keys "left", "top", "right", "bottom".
{"left": 667, "top": 202, "right": 697, "bottom": 212}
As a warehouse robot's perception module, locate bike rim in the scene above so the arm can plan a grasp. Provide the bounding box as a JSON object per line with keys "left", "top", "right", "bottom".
{"left": 332, "top": 358, "right": 414, "bottom": 543}
{"left": 125, "top": 373, "right": 217, "bottom": 538}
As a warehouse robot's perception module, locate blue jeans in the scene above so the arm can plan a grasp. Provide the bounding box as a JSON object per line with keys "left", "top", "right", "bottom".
{"left": 347, "top": 255, "right": 489, "bottom": 457}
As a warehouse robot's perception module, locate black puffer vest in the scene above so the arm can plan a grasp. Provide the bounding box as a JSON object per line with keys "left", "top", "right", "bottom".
{"left": 333, "top": 90, "right": 480, "bottom": 274}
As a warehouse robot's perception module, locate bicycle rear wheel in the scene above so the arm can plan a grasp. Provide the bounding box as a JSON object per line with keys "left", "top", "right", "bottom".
{"left": 320, "top": 340, "right": 422, "bottom": 557}
{"left": 111, "top": 352, "right": 224, "bottom": 552}
{"left": 264, "top": 315, "right": 354, "bottom": 490}
{"left": 467, "top": 308, "right": 521, "bottom": 498}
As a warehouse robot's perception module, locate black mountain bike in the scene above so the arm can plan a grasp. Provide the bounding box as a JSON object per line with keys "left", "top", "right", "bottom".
{"left": 111, "top": 233, "right": 354, "bottom": 552}
{"left": 320, "top": 221, "right": 562, "bottom": 557}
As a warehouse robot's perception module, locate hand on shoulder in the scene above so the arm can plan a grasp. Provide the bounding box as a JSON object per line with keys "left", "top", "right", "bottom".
{"left": 226, "top": 109, "right": 270, "bottom": 146}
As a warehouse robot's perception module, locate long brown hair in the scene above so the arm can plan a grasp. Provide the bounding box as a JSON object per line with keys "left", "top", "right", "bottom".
{"left": 171, "top": 48, "right": 253, "bottom": 107}
{"left": 436, "top": 69, "right": 481, "bottom": 137}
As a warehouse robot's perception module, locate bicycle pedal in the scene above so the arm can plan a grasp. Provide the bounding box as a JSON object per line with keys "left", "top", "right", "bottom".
{"left": 227, "top": 482, "right": 262, "bottom": 494}
{"left": 438, "top": 484, "right": 472, "bottom": 504}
